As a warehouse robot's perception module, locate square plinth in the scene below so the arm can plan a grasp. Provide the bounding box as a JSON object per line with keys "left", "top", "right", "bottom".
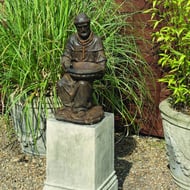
{"left": 43, "top": 112, "right": 118, "bottom": 190}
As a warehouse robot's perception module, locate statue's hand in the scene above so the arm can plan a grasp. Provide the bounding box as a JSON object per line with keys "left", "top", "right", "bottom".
{"left": 61, "top": 56, "right": 71, "bottom": 72}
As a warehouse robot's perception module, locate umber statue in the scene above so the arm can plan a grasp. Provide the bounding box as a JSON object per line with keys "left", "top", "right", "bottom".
{"left": 55, "top": 13, "right": 107, "bottom": 124}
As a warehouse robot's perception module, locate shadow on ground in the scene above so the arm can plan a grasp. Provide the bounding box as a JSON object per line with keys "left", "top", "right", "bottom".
{"left": 114, "top": 136, "right": 137, "bottom": 189}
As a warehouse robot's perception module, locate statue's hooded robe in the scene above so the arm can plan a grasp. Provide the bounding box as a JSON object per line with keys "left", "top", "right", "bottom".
{"left": 58, "top": 32, "right": 106, "bottom": 110}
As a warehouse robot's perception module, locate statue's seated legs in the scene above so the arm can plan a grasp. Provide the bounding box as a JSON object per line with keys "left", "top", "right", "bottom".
{"left": 56, "top": 74, "right": 104, "bottom": 124}
{"left": 57, "top": 75, "right": 92, "bottom": 111}
{"left": 72, "top": 81, "right": 92, "bottom": 112}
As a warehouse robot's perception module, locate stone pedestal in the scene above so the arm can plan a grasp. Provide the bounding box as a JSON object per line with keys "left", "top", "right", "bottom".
{"left": 43, "top": 112, "right": 118, "bottom": 190}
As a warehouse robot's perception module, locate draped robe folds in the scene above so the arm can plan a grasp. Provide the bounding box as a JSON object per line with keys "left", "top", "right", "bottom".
{"left": 58, "top": 32, "right": 106, "bottom": 111}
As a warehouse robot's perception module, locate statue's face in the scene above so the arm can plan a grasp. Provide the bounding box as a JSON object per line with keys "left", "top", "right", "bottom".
{"left": 76, "top": 22, "right": 91, "bottom": 40}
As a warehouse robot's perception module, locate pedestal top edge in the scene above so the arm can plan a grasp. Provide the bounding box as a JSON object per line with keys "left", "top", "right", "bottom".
{"left": 47, "top": 112, "right": 114, "bottom": 128}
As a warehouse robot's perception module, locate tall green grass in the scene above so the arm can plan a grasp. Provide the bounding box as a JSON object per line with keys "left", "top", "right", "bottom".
{"left": 0, "top": 0, "right": 152, "bottom": 133}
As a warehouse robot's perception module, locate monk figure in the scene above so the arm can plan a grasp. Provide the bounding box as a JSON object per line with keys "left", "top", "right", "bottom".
{"left": 55, "top": 13, "right": 107, "bottom": 124}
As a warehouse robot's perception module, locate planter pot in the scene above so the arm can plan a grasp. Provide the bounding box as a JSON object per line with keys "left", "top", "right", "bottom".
{"left": 159, "top": 98, "right": 190, "bottom": 189}
{"left": 10, "top": 95, "right": 55, "bottom": 156}
{"left": 0, "top": 86, "right": 5, "bottom": 114}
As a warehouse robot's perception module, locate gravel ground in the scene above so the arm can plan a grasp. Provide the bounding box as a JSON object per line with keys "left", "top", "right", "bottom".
{"left": 0, "top": 117, "right": 179, "bottom": 190}
{"left": 115, "top": 135, "right": 179, "bottom": 190}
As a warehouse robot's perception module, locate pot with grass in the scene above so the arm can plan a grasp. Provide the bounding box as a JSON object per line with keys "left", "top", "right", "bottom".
{"left": 9, "top": 94, "right": 56, "bottom": 156}
{"left": 0, "top": 0, "right": 152, "bottom": 155}
{"left": 150, "top": 0, "right": 190, "bottom": 189}
{"left": 0, "top": 0, "right": 68, "bottom": 155}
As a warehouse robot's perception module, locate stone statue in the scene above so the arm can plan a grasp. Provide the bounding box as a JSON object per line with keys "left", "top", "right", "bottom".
{"left": 55, "top": 13, "right": 107, "bottom": 124}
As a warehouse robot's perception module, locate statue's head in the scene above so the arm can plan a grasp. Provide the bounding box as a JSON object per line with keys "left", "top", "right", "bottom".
{"left": 74, "top": 13, "right": 91, "bottom": 40}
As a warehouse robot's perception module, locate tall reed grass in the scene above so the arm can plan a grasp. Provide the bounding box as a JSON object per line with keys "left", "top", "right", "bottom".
{"left": 0, "top": 0, "right": 152, "bottom": 133}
